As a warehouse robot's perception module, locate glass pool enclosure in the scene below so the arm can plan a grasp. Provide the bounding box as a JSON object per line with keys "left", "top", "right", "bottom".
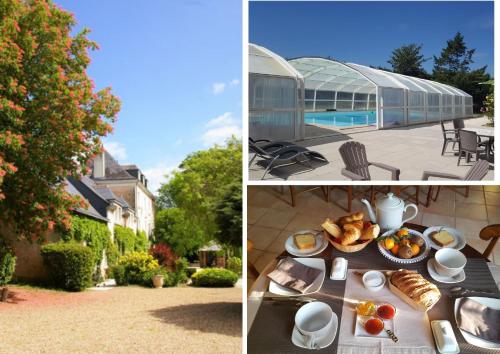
{"left": 249, "top": 43, "right": 473, "bottom": 141}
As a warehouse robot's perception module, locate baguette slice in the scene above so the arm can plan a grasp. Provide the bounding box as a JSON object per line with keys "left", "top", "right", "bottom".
{"left": 293, "top": 233, "right": 316, "bottom": 250}
{"left": 322, "top": 219, "right": 342, "bottom": 238}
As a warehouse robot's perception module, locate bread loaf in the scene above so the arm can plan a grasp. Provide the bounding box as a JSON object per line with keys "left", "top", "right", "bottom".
{"left": 390, "top": 270, "right": 440, "bottom": 309}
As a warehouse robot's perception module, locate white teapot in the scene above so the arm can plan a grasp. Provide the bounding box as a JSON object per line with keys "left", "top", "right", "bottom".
{"left": 361, "top": 193, "right": 418, "bottom": 231}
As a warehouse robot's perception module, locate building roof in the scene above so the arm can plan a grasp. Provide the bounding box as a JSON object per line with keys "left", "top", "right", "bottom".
{"left": 65, "top": 177, "right": 109, "bottom": 222}
{"left": 88, "top": 151, "right": 136, "bottom": 180}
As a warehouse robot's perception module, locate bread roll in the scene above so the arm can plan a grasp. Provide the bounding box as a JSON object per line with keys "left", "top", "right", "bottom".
{"left": 338, "top": 215, "right": 354, "bottom": 226}
{"left": 351, "top": 212, "right": 364, "bottom": 221}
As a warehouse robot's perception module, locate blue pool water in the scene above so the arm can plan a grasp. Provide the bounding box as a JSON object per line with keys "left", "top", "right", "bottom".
{"left": 305, "top": 111, "right": 376, "bottom": 127}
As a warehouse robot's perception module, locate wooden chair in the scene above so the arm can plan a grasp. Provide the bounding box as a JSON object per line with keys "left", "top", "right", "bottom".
{"left": 339, "top": 141, "right": 400, "bottom": 180}
{"left": 287, "top": 186, "right": 328, "bottom": 207}
{"left": 479, "top": 225, "right": 500, "bottom": 260}
{"left": 422, "top": 159, "right": 490, "bottom": 207}
{"left": 247, "top": 240, "right": 260, "bottom": 279}
{"left": 327, "top": 185, "right": 390, "bottom": 213}
{"left": 392, "top": 186, "right": 420, "bottom": 205}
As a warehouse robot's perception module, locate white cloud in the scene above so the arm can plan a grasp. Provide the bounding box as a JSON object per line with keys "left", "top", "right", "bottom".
{"left": 206, "top": 112, "right": 234, "bottom": 127}
{"left": 104, "top": 141, "right": 127, "bottom": 161}
{"left": 212, "top": 82, "right": 226, "bottom": 95}
{"left": 202, "top": 111, "right": 241, "bottom": 146}
{"left": 142, "top": 163, "right": 179, "bottom": 195}
{"left": 202, "top": 125, "right": 241, "bottom": 146}
{"left": 230, "top": 79, "right": 240, "bottom": 86}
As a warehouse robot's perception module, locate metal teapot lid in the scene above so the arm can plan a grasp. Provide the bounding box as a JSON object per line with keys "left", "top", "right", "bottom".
{"left": 376, "top": 193, "right": 403, "bottom": 209}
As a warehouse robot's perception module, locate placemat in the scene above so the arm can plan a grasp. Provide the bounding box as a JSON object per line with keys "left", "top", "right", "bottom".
{"left": 337, "top": 269, "right": 435, "bottom": 354}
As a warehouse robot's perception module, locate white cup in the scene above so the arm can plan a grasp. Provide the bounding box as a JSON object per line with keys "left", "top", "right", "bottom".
{"left": 362, "top": 270, "right": 386, "bottom": 292}
{"left": 295, "top": 301, "right": 333, "bottom": 349}
{"left": 434, "top": 248, "right": 467, "bottom": 277}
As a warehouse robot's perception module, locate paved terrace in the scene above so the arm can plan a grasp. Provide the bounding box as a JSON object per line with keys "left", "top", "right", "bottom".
{"left": 249, "top": 116, "right": 494, "bottom": 181}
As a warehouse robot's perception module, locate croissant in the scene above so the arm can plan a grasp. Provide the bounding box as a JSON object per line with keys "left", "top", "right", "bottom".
{"left": 322, "top": 218, "right": 342, "bottom": 238}
{"left": 340, "top": 225, "right": 361, "bottom": 245}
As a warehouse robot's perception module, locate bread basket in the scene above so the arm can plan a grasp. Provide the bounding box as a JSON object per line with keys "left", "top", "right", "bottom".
{"left": 323, "top": 230, "right": 373, "bottom": 253}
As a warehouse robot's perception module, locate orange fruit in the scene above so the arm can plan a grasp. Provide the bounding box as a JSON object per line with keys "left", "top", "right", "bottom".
{"left": 397, "top": 229, "right": 409, "bottom": 237}
{"left": 410, "top": 244, "right": 420, "bottom": 256}
{"left": 391, "top": 244, "right": 400, "bottom": 256}
{"left": 384, "top": 238, "right": 395, "bottom": 250}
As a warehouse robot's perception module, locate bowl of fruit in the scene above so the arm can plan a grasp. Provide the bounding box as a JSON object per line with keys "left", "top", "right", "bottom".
{"left": 377, "top": 228, "right": 430, "bottom": 264}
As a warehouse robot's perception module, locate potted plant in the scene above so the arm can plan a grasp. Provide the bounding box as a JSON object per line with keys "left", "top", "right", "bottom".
{"left": 152, "top": 274, "right": 164, "bottom": 288}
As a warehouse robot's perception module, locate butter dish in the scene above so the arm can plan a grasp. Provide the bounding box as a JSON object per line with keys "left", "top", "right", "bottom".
{"left": 330, "top": 257, "right": 347, "bottom": 280}
{"left": 431, "top": 320, "right": 460, "bottom": 354}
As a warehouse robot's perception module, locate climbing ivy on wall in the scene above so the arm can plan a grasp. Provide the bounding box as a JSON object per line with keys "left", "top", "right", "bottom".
{"left": 114, "top": 225, "right": 136, "bottom": 254}
{"left": 63, "top": 215, "right": 111, "bottom": 268}
{"left": 135, "top": 230, "right": 149, "bottom": 252}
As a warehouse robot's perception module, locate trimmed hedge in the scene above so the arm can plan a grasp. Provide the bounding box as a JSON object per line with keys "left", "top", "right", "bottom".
{"left": 41, "top": 243, "right": 94, "bottom": 291}
{"left": 191, "top": 268, "right": 238, "bottom": 287}
{"left": 0, "top": 241, "right": 16, "bottom": 286}
{"left": 226, "top": 257, "right": 242, "bottom": 276}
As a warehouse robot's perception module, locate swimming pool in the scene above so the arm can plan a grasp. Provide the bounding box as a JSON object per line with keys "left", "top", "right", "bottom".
{"left": 305, "top": 111, "right": 376, "bottom": 127}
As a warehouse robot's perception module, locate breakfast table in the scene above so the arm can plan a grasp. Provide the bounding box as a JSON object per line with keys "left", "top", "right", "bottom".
{"left": 247, "top": 223, "right": 500, "bottom": 354}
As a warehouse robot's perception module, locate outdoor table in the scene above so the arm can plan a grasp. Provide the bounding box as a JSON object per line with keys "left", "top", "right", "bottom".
{"left": 463, "top": 127, "right": 495, "bottom": 161}
{"left": 247, "top": 223, "right": 500, "bottom": 354}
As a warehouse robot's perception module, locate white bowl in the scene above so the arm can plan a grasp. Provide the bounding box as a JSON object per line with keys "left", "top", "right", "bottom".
{"left": 434, "top": 248, "right": 466, "bottom": 277}
{"left": 362, "top": 270, "right": 386, "bottom": 292}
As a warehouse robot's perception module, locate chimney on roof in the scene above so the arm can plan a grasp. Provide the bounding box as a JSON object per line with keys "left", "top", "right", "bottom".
{"left": 93, "top": 152, "right": 106, "bottom": 178}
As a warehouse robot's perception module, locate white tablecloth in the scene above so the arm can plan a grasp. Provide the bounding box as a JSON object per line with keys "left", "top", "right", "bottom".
{"left": 337, "top": 270, "right": 436, "bottom": 354}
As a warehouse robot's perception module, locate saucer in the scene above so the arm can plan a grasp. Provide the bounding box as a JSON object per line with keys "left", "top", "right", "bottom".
{"left": 291, "top": 312, "right": 338, "bottom": 349}
{"left": 427, "top": 259, "right": 465, "bottom": 284}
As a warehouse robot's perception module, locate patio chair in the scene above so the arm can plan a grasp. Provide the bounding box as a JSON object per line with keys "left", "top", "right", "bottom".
{"left": 339, "top": 141, "right": 400, "bottom": 180}
{"left": 440, "top": 121, "right": 459, "bottom": 155}
{"left": 248, "top": 139, "right": 297, "bottom": 166}
{"left": 457, "top": 130, "right": 487, "bottom": 165}
{"left": 250, "top": 143, "right": 328, "bottom": 180}
{"left": 479, "top": 224, "right": 500, "bottom": 260}
{"left": 453, "top": 118, "right": 465, "bottom": 130}
{"left": 422, "top": 159, "right": 490, "bottom": 206}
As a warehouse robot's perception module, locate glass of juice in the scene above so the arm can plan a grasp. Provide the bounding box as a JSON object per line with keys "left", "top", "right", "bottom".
{"left": 376, "top": 303, "right": 396, "bottom": 320}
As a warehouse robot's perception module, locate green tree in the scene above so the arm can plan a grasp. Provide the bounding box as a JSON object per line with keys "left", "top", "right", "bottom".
{"left": 387, "top": 44, "right": 428, "bottom": 78}
{"left": 0, "top": 0, "right": 120, "bottom": 240}
{"left": 154, "top": 208, "right": 204, "bottom": 256}
{"left": 433, "top": 32, "right": 491, "bottom": 112}
{"left": 214, "top": 182, "right": 242, "bottom": 249}
{"left": 158, "top": 137, "right": 242, "bottom": 243}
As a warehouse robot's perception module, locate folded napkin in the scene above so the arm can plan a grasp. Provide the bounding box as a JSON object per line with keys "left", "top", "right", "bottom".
{"left": 267, "top": 257, "right": 322, "bottom": 294}
{"left": 457, "top": 297, "right": 500, "bottom": 344}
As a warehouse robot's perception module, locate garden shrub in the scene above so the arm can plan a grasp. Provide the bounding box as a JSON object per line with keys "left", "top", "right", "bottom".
{"left": 63, "top": 215, "right": 112, "bottom": 271}
{"left": 111, "top": 265, "right": 127, "bottom": 285}
{"left": 174, "top": 257, "right": 189, "bottom": 284}
{"left": 191, "top": 268, "right": 238, "bottom": 288}
{"left": 226, "top": 257, "right": 242, "bottom": 276}
{"left": 117, "top": 251, "right": 159, "bottom": 284}
{"left": 41, "top": 243, "right": 94, "bottom": 291}
{"left": 186, "top": 267, "right": 197, "bottom": 278}
{"left": 114, "top": 225, "right": 136, "bottom": 254}
{"left": 149, "top": 242, "right": 177, "bottom": 268}
{"left": 135, "top": 230, "right": 149, "bottom": 252}
{"left": 106, "top": 242, "right": 120, "bottom": 268}
{"left": 0, "top": 241, "right": 16, "bottom": 286}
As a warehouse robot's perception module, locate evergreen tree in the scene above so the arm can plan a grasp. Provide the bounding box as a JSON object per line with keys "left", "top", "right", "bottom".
{"left": 388, "top": 44, "right": 428, "bottom": 78}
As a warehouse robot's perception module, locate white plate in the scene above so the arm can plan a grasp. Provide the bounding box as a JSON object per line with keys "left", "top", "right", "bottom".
{"left": 354, "top": 315, "right": 395, "bottom": 339}
{"left": 454, "top": 297, "right": 500, "bottom": 349}
{"left": 378, "top": 229, "right": 430, "bottom": 264}
{"left": 285, "top": 230, "right": 328, "bottom": 257}
{"left": 291, "top": 312, "right": 338, "bottom": 349}
{"left": 423, "top": 226, "right": 466, "bottom": 251}
{"left": 268, "top": 258, "right": 326, "bottom": 297}
{"left": 427, "top": 259, "right": 465, "bottom": 284}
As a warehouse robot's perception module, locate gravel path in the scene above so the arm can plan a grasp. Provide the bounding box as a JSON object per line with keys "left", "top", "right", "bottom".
{"left": 0, "top": 285, "right": 242, "bottom": 354}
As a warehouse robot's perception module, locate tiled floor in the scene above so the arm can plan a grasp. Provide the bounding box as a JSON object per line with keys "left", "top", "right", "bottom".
{"left": 249, "top": 116, "right": 494, "bottom": 181}
{"left": 247, "top": 185, "right": 500, "bottom": 289}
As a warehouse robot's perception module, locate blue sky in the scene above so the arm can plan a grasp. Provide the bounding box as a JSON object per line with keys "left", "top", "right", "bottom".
{"left": 56, "top": 0, "right": 242, "bottom": 192}
{"left": 250, "top": 1, "right": 494, "bottom": 75}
